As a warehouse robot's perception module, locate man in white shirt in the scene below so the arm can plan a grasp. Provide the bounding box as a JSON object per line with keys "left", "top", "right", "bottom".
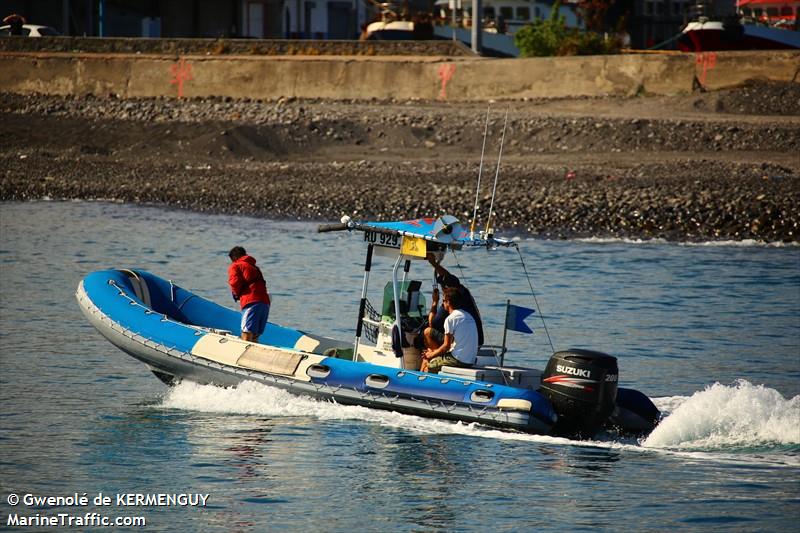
{"left": 420, "top": 287, "right": 479, "bottom": 374}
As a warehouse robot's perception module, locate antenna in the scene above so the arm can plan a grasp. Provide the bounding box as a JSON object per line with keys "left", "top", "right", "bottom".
{"left": 485, "top": 107, "right": 509, "bottom": 236}
{"left": 469, "top": 105, "right": 491, "bottom": 239}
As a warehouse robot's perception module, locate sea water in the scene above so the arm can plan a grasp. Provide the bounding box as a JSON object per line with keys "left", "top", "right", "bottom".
{"left": 0, "top": 201, "right": 798, "bottom": 532}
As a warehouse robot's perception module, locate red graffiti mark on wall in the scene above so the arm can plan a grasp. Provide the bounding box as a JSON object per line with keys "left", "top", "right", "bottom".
{"left": 695, "top": 52, "right": 717, "bottom": 88}
{"left": 438, "top": 63, "right": 457, "bottom": 100}
{"left": 170, "top": 58, "right": 193, "bottom": 98}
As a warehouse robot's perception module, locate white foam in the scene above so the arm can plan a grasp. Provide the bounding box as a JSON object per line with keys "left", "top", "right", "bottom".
{"left": 642, "top": 380, "right": 800, "bottom": 450}
{"left": 162, "top": 380, "right": 374, "bottom": 421}
{"left": 574, "top": 236, "right": 668, "bottom": 245}
{"left": 160, "top": 381, "right": 604, "bottom": 447}
{"left": 570, "top": 236, "right": 796, "bottom": 248}
{"left": 160, "top": 380, "right": 800, "bottom": 465}
{"left": 678, "top": 239, "right": 798, "bottom": 248}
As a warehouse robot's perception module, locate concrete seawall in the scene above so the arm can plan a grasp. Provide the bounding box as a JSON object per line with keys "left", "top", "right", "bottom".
{"left": 1, "top": 49, "right": 798, "bottom": 101}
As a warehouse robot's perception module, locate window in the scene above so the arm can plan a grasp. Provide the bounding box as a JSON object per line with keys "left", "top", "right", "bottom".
{"left": 673, "top": 2, "right": 684, "bottom": 15}
{"left": 780, "top": 6, "right": 792, "bottom": 16}
{"left": 500, "top": 7, "right": 514, "bottom": 19}
{"left": 483, "top": 6, "right": 495, "bottom": 19}
{"left": 517, "top": 6, "right": 531, "bottom": 20}
{"left": 645, "top": 2, "right": 654, "bottom": 15}
{"left": 535, "top": 7, "right": 541, "bottom": 18}
{"left": 766, "top": 7, "right": 778, "bottom": 16}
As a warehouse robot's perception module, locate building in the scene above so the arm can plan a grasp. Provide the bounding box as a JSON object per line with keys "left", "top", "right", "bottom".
{"left": 434, "top": 0, "right": 583, "bottom": 33}
{"left": 4, "top": 0, "right": 370, "bottom": 39}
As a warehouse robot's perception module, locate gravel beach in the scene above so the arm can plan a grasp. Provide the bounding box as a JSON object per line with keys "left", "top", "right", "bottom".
{"left": 2, "top": 80, "right": 799, "bottom": 242}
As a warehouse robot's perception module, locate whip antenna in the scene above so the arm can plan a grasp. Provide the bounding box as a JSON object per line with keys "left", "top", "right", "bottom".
{"left": 485, "top": 107, "right": 509, "bottom": 235}
{"left": 469, "top": 105, "right": 491, "bottom": 238}
{"left": 514, "top": 244, "right": 555, "bottom": 354}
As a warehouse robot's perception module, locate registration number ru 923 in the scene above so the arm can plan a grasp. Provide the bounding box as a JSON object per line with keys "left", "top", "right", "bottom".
{"left": 364, "top": 230, "right": 400, "bottom": 248}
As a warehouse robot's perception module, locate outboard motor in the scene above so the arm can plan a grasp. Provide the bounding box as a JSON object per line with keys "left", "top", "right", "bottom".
{"left": 539, "top": 349, "right": 618, "bottom": 438}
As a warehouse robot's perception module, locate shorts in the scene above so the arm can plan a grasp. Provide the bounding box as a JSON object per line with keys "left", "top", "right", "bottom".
{"left": 241, "top": 302, "right": 270, "bottom": 335}
{"left": 427, "top": 353, "right": 471, "bottom": 374}
{"left": 413, "top": 328, "right": 444, "bottom": 350}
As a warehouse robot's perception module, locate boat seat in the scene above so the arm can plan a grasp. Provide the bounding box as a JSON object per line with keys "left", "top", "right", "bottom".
{"left": 237, "top": 345, "right": 306, "bottom": 376}
{"left": 439, "top": 366, "right": 504, "bottom": 384}
{"left": 439, "top": 365, "right": 543, "bottom": 388}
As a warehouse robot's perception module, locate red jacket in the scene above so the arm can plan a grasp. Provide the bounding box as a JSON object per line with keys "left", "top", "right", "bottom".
{"left": 228, "top": 255, "right": 270, "bottom": 309}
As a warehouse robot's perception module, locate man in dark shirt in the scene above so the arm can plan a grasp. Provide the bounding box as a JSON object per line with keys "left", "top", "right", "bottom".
{"left": 421, "top": 254, "right": 484, "bottom": 351}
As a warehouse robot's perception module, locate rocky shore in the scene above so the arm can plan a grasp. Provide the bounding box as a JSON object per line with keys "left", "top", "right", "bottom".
{"left": 2, "top": 80, "right": 799, "bottom": 242}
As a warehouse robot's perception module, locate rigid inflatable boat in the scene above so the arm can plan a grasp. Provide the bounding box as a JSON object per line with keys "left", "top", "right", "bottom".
{"left": 77, "top": 215, "right": 660, "bottom": 438}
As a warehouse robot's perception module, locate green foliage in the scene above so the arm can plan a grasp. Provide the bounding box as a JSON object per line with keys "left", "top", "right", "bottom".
{"left": 514, "top": 1, "right": 621, "bottom": 57}
{"left": 558, "top": 30, "right": 621, "bottom": 55}
{"left": 514, "top": 3, "right": 568, "bottom": 57}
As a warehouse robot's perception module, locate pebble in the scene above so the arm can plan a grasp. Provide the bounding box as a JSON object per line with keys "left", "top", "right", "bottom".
{"left": 1, "top": 86, "right": 798, "bottom": 243}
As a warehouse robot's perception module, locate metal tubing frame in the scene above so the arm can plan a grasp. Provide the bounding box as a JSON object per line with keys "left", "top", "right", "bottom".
{"left": 391, "top": 254, "right": 404, "bottom": 368}
{"left": 353, "top": 244, "right": 374, "bottom": 360}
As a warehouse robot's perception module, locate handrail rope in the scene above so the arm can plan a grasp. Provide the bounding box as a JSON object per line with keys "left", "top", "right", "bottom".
{"left": 514, "top": 245, "right": 555, "bottom": 354}
{"left": 109, "top": 279, "right": 187, "bottom": 329}
{"left": 176, "top": 294, "right": 196, "bottom": 310}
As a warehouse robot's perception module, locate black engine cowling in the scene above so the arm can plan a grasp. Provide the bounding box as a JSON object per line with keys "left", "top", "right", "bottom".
{"left": 539, "top": 349, "right": 619, "bottom": 438}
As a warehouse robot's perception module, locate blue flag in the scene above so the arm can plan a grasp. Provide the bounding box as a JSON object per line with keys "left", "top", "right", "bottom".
{"left": 506, "top": 304, "right": 535, "bottom": 334}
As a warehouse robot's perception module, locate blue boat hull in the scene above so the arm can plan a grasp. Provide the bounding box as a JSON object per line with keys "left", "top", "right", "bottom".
{"left": 77, "top": 269, "right": 558, "bottom": 434}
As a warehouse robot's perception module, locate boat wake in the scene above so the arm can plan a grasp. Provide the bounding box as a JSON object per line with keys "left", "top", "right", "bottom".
{"left": 160, "top": 379, "right": 799, "bottom": 465}
{"left": 159, "top": 380, "right": 590, "bottom": 445}
{"left": 643, "top": 380, "right": 800, "bottom": 451}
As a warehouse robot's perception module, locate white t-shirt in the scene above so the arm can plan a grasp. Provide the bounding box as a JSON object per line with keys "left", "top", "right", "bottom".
{"left": 444, "top": 309, "right": 478, "bottom": 365}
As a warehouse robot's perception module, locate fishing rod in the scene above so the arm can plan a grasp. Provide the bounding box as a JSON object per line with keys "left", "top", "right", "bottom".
{"left": 484, "top": 107, "right": 509, "bottom": 237}
{"left": 470, "top": 108, "right": 556, "bottom": 356}
{"left": 469, "top": 105, "right": 491, "bottom": 239}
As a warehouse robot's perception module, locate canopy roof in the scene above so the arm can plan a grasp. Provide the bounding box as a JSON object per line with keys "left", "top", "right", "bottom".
{"left": 341, "top": 215, "right": 514, "bottom": 249}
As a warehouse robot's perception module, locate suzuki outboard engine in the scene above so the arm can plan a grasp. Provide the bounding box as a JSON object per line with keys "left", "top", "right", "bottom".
{"left": 539, "top": 349, "right": 618, "bottom": 438}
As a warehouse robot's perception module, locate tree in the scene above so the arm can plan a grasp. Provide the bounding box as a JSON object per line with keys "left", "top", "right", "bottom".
{"left": 514, "top": 0, "right": 621, "bottom": 57}
{"left": 514, "top": 1, "right": 569, "bottom": 57}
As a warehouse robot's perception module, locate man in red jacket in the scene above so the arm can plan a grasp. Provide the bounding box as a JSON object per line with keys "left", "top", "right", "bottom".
{"left": 228, "top": 246, "right": 271, "bottom": 343}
